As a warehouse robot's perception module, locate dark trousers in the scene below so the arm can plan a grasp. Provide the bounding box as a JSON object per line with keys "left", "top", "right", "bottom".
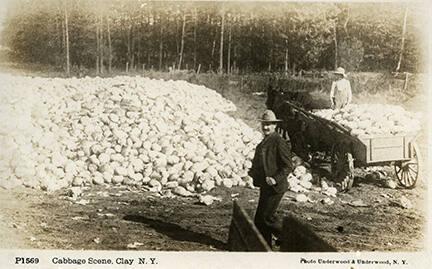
{"left": 254, "top": 187, "right": 284, "bottom": 247}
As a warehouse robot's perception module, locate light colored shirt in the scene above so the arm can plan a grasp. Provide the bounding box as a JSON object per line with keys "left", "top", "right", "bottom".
{"left": 330, "top": 78, "right": 352, "bottom": 109}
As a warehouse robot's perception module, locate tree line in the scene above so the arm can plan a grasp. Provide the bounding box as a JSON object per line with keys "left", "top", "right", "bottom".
{"left": 0, "top": 0, "right": 425, "bottom": 75}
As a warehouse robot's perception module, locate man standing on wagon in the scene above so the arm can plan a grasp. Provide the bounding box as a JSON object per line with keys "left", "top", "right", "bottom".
{"left": 330, "top": 67, "right": 352, "bottom": 109}
{"left": 248, "top": 110, "right": 293, "bottom": 249}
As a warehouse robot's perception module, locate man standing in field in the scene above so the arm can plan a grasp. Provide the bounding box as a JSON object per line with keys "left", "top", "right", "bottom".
{"left": 248, "top": 110, "right": 293, "bottom": 249}
{"left": 330, "top": 67, "right": 352, "bottom": 109}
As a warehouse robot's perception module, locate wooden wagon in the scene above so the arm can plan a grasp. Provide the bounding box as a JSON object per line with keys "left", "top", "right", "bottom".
{"left": 272, "top": 99, "right": 421, "bottom": 189}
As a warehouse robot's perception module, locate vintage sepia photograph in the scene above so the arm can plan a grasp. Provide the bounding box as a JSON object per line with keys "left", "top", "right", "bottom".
{"left": 0, "top": 0, "right": 429, "bottom": 267}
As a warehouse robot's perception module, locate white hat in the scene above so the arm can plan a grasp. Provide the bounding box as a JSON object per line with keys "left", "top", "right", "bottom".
{"left": 259, "top": 110, "right": 282, "bottom": 123}
{"left": 334, "top": 67, "right": 346, "bottom": 77}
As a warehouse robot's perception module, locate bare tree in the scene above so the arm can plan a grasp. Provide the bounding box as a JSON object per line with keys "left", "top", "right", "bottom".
{"left": 268, "top": 19, "right": 274, "bottom": 72}
{"left": 129, "top": 24, "right": 135, "bottom": 70}
{"left": 193, "top": 8, "right": 198, "bottom": 70}
{"left": 284, "top": 39, "right": 289, "bottom": 73}
{"left": 175, "top": 14, "right": 179, "bottom": 64}
{"left": 159, "top": 15, "right": 164, "bottom": 70}
{"left": 106, "top": 15, "right": 112, "bottom": 73}
{"left": 95, "top": 13, "right": 100, "bottom": 73}
{"left": 219, "top": 8, "right": 225, "bottom": 74}
{"left": 333, "top": 20, "right": 338, "bottom": 69}
{"left": 396, "top": 6, "right": 408, "bottom": 73}
{"left": 145, "top": 14, "right": 151, "bottom": 69}
{"left": 99, "top": 14, "right": 104, "bottom": 74}
{"left": 178, "top": 12, "right": 186, "bottom": 70}
{"left": 64, "top": 1, "right": 70, "bottom": 76}
{"left": 232, "top": 17, "right": 238, "bottom": 74}
{"left": 210, "top": 16, "right": 217, "bottom": 71}
{"left": 282, "top": 20, "right": 289, "bottom": 73}
{"left": 227, "top": 16, "right": 232, "bottom": 74}
{"left": 126, "top": 22, "right": 132, "bottom": 71}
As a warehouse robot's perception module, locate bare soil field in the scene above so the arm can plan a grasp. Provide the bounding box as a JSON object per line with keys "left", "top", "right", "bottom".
{"left": 0, "top": 68, "right": 427, "bottom": 252}
{"left": 0, "top": 173, "right": 426, "bottom": 251}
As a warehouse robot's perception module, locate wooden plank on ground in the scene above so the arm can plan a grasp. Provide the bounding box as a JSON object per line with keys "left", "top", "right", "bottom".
{"left": 280, "top": 214, "right": 337, "bottom": 252}
{"left": 227, "top": 201, "right": 271, "bottom": 252}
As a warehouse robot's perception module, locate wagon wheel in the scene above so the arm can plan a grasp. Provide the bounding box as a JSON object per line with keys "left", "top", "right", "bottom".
{"left": 394, "top": 142, "right": 421, "bottom": 189}
{"left": 331, "top": 144, "right": 354, "bottom": 191}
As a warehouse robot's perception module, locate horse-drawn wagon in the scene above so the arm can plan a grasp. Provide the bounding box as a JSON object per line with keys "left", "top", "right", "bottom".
{"left": 268, "top": 91, "right": 421, "bottom": 190}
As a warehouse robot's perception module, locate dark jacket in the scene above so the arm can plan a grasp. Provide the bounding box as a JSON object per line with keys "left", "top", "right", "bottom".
{"left": 248, "top": 132, "right": 293, "bottom": 194}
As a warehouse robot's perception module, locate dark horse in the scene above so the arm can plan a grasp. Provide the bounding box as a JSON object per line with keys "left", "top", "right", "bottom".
{"left": 266, "top": 87, "right": 311, "bottom": 161}
{"left": 266, "top": 85, "right": 334, "bottom": 162}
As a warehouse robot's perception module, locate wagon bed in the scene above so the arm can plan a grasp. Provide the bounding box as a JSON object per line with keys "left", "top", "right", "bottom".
{"left": 274, "top": 100, "right": 421, "bottom": 189}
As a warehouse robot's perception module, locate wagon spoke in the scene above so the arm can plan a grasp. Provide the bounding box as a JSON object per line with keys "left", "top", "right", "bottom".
{"left": 404, "top": 171, "right": 412, "bottom": 186}
{"left": 395, "top": 165, "right": 402, "bottom": 175}
{"left": 405, "top": 171, "right": 413, "bottom": 186}
{"left": 400, "top": 172, "right": 407, "bottom": 186}
{"left": 408, "top": 161, "right": 418, "bottom": 166}
{"left": 406, "top": 172, "right": 412, "bottom": 186}
{"left": 407, "top": 160, "right": 418, "bottom": 166}
{"left": 406, "top": 171, "right": 415, "bottom": 186}
{"left": 397, "top": 164, "right": 403, "bottom": 175}
{"left": 401, "top": 171, "right": 408, "bottom": 185}
{"left": 396, "top": 171, "right": 402, "bottom": 180}
{"left": 400, "top": 174, "right": 405, "bottom": 185}
{"left": 408, "top": 172, "right": 416, "bottom": 185}
{"left": 398, "top": 169, "right": 404, "bottom": 183}
{"left": 407, "top": 168, "right": 417, "bottom": 182}
{"left": 408, "top": 166, "right": 418, "bottom": 174}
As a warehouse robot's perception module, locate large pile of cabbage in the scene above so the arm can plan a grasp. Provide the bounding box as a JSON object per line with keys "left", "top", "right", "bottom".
{"left": 313, "top": 104, "right": 422, "bottom": 137}
{"left": 0, "top": 74, "right": 262, "bottom": 193}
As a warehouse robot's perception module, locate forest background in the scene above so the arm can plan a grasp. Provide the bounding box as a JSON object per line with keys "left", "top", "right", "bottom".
{"left": 0, "top": 0, "right": 427, "bottom": 76}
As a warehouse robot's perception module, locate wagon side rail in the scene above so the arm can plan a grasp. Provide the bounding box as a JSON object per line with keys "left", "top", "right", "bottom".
{"left": 280, "top": 100, "right": 352, "bottom": 136}
{"left": 275, "top": 99, "right": 420, "bottom": 163}
{"left": 274, "top": 99, "right": 422, "bottom": 189}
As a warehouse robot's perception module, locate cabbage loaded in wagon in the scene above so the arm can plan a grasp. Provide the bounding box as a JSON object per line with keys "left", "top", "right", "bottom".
{"left": 267, "top": 91, "right": 422, "bottom": 191}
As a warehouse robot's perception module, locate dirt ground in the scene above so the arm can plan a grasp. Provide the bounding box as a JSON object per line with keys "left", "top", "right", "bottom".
{"left": 0, "top": 173, "right": 426, "bottom": 252}
{"left": 0, "top": 70, "right": 427, "bottom": 252}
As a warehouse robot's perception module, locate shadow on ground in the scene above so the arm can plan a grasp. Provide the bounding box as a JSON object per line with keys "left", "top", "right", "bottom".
{"left": 123, "top": 215, "right": 227, "bottom": 250}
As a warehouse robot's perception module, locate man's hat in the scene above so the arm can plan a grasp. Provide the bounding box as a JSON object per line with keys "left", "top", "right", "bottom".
{"left": 334, "top": 67, "right": 347, "bottom": 77}
{"left": 259, "top": 110, "right": 282, "bottom": 123}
